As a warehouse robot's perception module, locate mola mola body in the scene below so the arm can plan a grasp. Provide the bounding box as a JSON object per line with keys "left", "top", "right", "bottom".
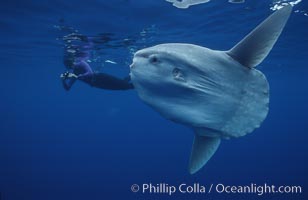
{"left": 130, "top": 6, "right": 292, "bottom": 174}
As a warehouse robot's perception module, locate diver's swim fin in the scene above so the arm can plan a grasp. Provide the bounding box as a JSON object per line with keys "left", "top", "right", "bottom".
{"left": 123, "top": 75, "right": 131, "bottom": 82}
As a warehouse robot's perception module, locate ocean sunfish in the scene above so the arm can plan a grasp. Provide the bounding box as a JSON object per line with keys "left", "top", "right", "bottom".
{"left": 130, "top": 6, "right": 292, "bottom": 174}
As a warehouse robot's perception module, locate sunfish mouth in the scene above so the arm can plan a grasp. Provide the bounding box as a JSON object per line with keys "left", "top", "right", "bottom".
{"left": 130, "top": 51, "right": 144, "bottom": 70}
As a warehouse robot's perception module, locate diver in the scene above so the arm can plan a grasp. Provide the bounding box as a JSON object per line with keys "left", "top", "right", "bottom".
{"left": 60, "top": 59, "right": 134, "bottom": 91}
{"left": 60, "top": 34, "right": 134, "bottom": 91}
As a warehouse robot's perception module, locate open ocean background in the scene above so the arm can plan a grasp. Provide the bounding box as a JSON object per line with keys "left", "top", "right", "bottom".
{"left": 0, "top": 0, "right": 307, "bottom": 199}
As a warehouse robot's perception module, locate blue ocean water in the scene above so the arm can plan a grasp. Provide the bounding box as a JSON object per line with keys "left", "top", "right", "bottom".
{"left": 0, "top": 0, "right": 307, "bottom": 199}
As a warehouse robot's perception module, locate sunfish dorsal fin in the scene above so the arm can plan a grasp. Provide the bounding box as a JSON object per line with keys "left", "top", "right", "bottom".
{"left": 227, "top": 5, "right": 292, "bottom": 68}
{"left": 189, "top": 130, "right": 221, "bottom": 174}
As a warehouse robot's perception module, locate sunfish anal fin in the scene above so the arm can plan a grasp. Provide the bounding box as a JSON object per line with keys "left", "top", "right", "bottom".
{"left": 189, "top": 131, "right": 221, "bottom": 174}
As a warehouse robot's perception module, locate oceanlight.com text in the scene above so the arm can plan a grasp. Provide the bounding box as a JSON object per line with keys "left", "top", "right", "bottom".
{"left": 215, "top": 183, "right": 302, "bottom": 196}
{"left": 131, "top": 183, "right": 303, "bottom": 196}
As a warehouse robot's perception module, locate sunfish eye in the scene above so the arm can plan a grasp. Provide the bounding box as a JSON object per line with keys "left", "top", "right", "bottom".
{"left": 172, "top": 67, "right": 186, "bottom": 82}
{"left": 149, "top": 55, "right": 159, "bottom": 64}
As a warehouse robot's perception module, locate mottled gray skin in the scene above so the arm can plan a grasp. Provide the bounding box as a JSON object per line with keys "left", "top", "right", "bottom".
{"left": 130, "top": 6, "right": 292, "bottom": 174}
{"left": 131, "top": 44, "right": 269, "bottom": 138}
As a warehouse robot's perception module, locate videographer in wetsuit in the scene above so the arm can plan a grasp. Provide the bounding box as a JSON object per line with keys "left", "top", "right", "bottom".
{"left": 60, "top": 34, "right": 133, "bottom": 91}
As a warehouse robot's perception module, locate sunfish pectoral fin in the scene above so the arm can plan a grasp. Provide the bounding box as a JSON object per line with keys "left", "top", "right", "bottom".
{"left": 227, "top": 5, "right": 292, "bottom": 68}
{"left": 189, "top": 133, "right": 221, "bottom": 174}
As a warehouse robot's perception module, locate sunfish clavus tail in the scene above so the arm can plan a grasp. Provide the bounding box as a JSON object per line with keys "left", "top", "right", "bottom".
{"left": 189, "top": 5, "right": 292, "bottom": 174}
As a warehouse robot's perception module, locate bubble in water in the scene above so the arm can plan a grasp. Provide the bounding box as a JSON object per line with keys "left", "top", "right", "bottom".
{"left": 228, "top": 0, "right": 245, "bottom": 3}
{"left": 270, "top": 0, "right": 302, "bottom": 11}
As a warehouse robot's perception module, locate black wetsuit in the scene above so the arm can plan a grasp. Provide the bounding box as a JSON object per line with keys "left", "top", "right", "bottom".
{"left": 89, "top": 73, "right": 134, "bottom": 90}
{"left": 61, "top": 61, "right": 134, "bottom": 91}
